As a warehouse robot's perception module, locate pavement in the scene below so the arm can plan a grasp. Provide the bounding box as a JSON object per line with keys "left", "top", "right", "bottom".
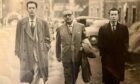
{"left": 0, "top": 25, "right": 140, "bottom": 84}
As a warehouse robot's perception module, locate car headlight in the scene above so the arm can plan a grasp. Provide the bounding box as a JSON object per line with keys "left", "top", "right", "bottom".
{"left": 90, "top": 37, "right": 97, "bottom": 45}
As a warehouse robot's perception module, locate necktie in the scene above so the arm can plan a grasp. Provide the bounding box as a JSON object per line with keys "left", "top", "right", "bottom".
{"left": 113, "top": 25, "right": 115, "bottom": 31}
{"left": 69, "top": 25, "right": 72, "bottom": 32}
{"left": 31, "top": 21, "right": 34, "bottom": 35}
{"left": 112, "top": 24, "right": 116, "bottom": 31}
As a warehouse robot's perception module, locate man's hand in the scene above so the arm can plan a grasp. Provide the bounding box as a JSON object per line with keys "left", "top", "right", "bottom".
{"left": 80, "top": 46, "right": 83, "bottom": 51}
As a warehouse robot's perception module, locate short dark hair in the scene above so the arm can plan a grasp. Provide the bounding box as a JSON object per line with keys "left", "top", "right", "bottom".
{"left": 108, "top": 8, "right": 120, "bottom": 14}
{"left": 26, "top": 1, "right": 38, "bottom": 8}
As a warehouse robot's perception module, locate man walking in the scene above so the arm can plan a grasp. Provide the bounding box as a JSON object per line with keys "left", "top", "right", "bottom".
{"left": 15, "top": 1, "right": 50, "bottom": 84}
{"left": 98, "top": 8, "right": 129, "bottom": 84}
{"left": 56, "top": 9, "right": 86, "bottom": 84}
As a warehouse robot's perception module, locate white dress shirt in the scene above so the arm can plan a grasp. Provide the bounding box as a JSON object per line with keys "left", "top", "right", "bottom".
{"left": 29, "top": 17, "right": 36, "bottom": 27}
{"left": 29, "top": 17, "right": 38, "bottom": 62}
{"left": 67, "top": 21, "right": 74, "bottom": 32}
{"left": 110, "top": 22, "right": 117, "bottom": 31}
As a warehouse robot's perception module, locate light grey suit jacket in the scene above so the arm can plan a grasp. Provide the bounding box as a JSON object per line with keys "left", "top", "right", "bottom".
{"left": 56, "top": 22, "right": 86, "bottom": 63}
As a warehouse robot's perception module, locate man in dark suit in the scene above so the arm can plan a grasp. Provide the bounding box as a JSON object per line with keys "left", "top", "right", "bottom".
{"left": 15, "top": 1, "right": 50, "bottom": 84}
{"left": 98, "top": 8, "right": 129, "bottom": 84}
{"left": 56, "top": 9, "right": 86, "bottom": 84}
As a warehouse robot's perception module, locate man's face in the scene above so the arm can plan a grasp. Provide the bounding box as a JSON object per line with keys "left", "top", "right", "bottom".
{"left": 27, "top": 3, "right": 37, "bottom": 17}
{"left": 63, "top": 10, "right": 73, "bottom": 24}
{"left": 109, "top": 10, "right": 119, "bottom": 22}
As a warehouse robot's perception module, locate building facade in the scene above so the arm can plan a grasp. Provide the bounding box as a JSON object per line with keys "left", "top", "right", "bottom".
{"left": 52, "top": 0, "right": 69, "bottom": 18}
{"left": 104, "top": 0, "right": 140, "bottom": 26}
{"left": 52, "top": 0, "right": 89, "bottom": 18}
{"left": 0, "top": 0, "right": 51, "bottom": 25}
{"left": 89, "top": 0, "right": 104, "bottom": 17}
{"left": 89, "top": 0, "right": 140, "bottom": 26}
{"left": 25, "top": 0, "right": 50, "bottom": 19}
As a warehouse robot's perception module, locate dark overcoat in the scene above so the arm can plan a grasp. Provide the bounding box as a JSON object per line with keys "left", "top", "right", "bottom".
{"left": 15, "top": 17, "right": 50, "bottom": 82}
{"left": 98, "top": 22, "right": 129, "bottom": 81}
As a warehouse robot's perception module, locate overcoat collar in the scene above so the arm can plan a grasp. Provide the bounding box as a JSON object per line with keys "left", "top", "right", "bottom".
{"left": 64, "top": 22, "right": 77, "bottom": 41}
{"left": 107, "top": 22, "right": 120, "bottom": 32}
{"left": 24, "top": 17, "right": 41, "bottom": 41}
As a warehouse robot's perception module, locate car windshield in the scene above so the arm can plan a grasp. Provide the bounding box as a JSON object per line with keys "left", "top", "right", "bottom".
{"left": 76, "top": 17, "right": 109, "bottom": 37}
{"left": 76, "top": 16, "right": 109, "bottom": 27}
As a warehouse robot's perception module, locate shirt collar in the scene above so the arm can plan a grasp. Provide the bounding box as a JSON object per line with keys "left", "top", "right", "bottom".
{"left": 29, "top": 17, "right": 36, "bottom": 22}
{"left": 110, "top": 21, "right": 117, "bottom": 26}
{"left": 67, "top": 21, "right": 74, "bottom": 27}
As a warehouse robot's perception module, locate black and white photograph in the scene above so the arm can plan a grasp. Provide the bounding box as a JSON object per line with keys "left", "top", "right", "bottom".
{"left": 0, "top": 0, "right": 140, "bottom": 84}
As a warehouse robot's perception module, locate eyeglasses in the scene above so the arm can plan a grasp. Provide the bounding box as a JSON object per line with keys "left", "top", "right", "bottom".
{"left": 64, "top": 14, "right": 72, "bottom": 17}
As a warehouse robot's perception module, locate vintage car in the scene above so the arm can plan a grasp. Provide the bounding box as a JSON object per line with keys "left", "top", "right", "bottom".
{"left": 76, "top": 16, "right": 140, "bottom": 63}
{"left": 76, "top": 16, "right": 109, "bottom": 46}
{"left": 128, "top": 22, "right": 140, "bottom": 63}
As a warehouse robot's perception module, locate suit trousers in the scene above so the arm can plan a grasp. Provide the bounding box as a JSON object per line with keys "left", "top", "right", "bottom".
{"left": 63, "top": 61, "right": 81, "bottom": 84}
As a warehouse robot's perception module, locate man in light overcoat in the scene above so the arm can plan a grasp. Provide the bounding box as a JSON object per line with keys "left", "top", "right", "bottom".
{"left": 15, "top": 1, "right": 50, "bottom": 84}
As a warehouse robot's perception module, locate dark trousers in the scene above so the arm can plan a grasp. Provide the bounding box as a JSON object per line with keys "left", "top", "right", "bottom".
{"left": 63, "top": 62, "right": 80, "bottom": 84}
{"left": 102, "top": 67, "right": 120, "bottom": 84}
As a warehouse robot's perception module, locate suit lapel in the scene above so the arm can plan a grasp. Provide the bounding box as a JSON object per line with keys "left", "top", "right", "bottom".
{"left": 107, "top": 22, "right": 121, "bottom": 38}
{"left": 108, "top": 22, "right": 113, "bottom": 32}
{"left": 107, "top": 22, "right": 118, "bottom": 36}
{"left": 36, "top": 18, "right": 42, "bottom": 41}
{"left": 25, "top": 18, "right": 34, "bottom": 40}
{"left": 114, "top": 23, "right": 121, "bottom": 36}
{"left": 116, "top": 22, "right": 120, "bottom": 31}
{"left": 25, "top": 17, "right": 38, "bottom": 41}
{"left": 63, "top": 22, "right": 78, "bottom": 42}
{"left": 108, "top": 22, "right": 120, "bottom": 32}
{"left": 72, "top": 23, "right": 76, "bottom": 42}
{"left": 65, "top": 24, "right": 72, "bottom": 36}
{"left": 60, "top": 24, "right": 71, "bottom": 43}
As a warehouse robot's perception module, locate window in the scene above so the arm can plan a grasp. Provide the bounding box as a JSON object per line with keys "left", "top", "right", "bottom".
{"left": 119, "top": 8, "right": 121, "bottom": 21}
{"left": 125, "top": 8, "right": 128, "bottom": 23}
{"left": 54, "top": 0, "right": 69, "bottom": 3}
{"left": 54, "top": 11, "right": 63, "bottom": 18}
{"left": 90, "top": 8, "right": 93, "bottom": 16}
{"left": 132, "top": 8, "right": 136, "bottom": 23}
{"left": 97, "top": 8, "right": 99, "bottom": 17}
